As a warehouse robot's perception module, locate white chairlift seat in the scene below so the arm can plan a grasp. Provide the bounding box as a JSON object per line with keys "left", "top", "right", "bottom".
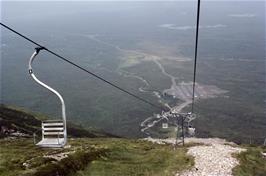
{"left": 36, "top": 120, "right": 66, "bottom": 148}
{"left": 162, "top": 123, "right": 168, "bottom": 129}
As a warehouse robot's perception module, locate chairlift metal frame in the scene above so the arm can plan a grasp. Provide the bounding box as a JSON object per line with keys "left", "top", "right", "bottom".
{"left": 28, "top": 47, "right": 67, "bottom": 148}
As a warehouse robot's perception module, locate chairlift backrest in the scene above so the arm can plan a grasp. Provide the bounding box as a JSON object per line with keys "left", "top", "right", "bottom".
{"left": 42, "top": 120, "right": 65, "bottom": 138}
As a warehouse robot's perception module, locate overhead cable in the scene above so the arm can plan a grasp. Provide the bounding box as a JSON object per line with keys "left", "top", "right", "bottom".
{"left": 191, "top": 0, "right": 201, "bottom": 113}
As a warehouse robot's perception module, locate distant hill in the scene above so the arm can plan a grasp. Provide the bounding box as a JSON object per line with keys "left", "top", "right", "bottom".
{"left": 0, "top": 104, "right": 117, "bottom": 138}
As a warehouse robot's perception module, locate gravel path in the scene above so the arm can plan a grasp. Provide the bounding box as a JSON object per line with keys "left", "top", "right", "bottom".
{"left": 145, "top": 138, "right": 245, "bottom": 176}
{"left": 181, "top": 138, "right": 246, "bottom": 176}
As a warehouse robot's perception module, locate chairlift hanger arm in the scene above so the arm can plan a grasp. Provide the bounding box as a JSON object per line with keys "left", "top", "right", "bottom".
{"left": 28, "top": 47, "right": 46, "bottom": 73}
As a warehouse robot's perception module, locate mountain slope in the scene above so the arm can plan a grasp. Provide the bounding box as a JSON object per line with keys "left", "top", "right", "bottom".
{"left": 0, "top": 105, "right": 193, "bottom": 176}
{"left": 0, "top": 104, "right": 116, "bottom": 138}
{"left": 0, "top": 105, "right": 265, "bottom": 176}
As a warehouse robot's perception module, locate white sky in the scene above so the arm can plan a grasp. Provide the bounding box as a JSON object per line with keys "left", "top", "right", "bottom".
{"left": 1, "top": 0, "right": 265, "bottom": 2}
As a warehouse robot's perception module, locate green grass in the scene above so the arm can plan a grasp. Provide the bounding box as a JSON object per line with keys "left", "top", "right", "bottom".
{"left": 74, "top": 139, "right": 193, "bottom": 176}
{"left": 0, "top": 138, "right": 53, "bottom": 176}
{"left": 0, "top": 138, "right": 85, "bottom": 176}
{"left": 233, "top": 146, "right": 266, "bottom": 176}
{"left": 0, "top": 138, "right": 193, "bottom": 176}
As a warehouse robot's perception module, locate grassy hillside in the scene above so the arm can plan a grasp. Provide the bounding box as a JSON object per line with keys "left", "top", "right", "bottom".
{"left": 0, "top": 138, "right": 193, "bottom": 176}
{"left": 73, "top": 139, "right": 192, "bottom": 176}
{"left": 233, "top": 146, "right": 266, "bottom": 176}
{"left": 0, "top": 105, "right": 193, "bottom": 176}
{"left": 1, "top": 105, "right": 265, "bottom": 176}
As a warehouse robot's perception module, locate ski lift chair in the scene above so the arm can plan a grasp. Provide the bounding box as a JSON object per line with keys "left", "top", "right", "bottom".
{"left": 29, "top": 47, "right": 67, "bottom": 148}
{"left": 187, "top": 126, "right": 195, "bottom": 137}
{"left": 162, "top": 123, "right": 168, "bottom": 129}
{"left": 186, "top": 112, "right": 196, "bottom": 137}
{"left": 161, "top": 113, "right": 169, "bottom": 129}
